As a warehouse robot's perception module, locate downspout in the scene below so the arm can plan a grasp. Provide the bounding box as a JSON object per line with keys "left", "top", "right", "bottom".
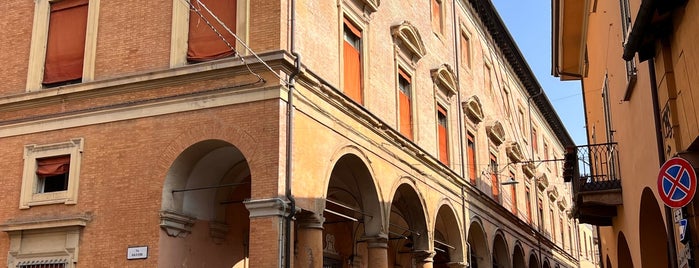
{"left": 285, "top": 0, "right": 299, "bottom": 267}
{"left": 452, "top": 0, "right": 465, "bottom": 179}
{"left": 649, "top": 57, "right": 679, "bottom": 268}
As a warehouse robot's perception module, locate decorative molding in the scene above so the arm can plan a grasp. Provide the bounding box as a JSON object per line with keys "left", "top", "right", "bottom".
{"left": 323, "top": 233, "right": 339, "bottom": 254}
{"left": 522, "top": 162, "right": 536, "bottom": 178}
{"left": 358, "top": 0, "right": 380, "bottom": 13}
{"left": 20, "top": 138, "right": 84, "bottom": 209}
{"left": 538, "top": 174, "right": 549, "bottom": 191}
{"left": 391, "top": 21, "right": 426, "bottom": 62}
{"left": 557, "top": 198, "right": 567, "bottom": 210}
{"left": 548, "top": 187, "right": 559, "bottom": 201}
{"left": 159, "top": 210, "right": 196, "bottom": 238}
{"left": 0, "top": 214, "right": 91, "bottom": 232}
{"left": 431, "top": 64, "right": 457, "bottom": 97}
{"left": 506, "top": 142, "right": 525, "bottom": 162}
{"left": 413, "top": 250, "right": 436, "bottom": 263}
{"left": 486, "top": 120, "right": 506, "bottom": 145}
{"left": 462, "top": 95, "right": 484, "bottom": 123}
{"left": 244, "top": 198, "right": 291, "bottom": 218}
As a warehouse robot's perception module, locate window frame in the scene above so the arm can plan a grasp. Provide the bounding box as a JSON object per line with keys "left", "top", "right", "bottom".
{"left": 170, "top": 0, "right": 249, "bottom": 67}
{"left": 489, "top": 152, "right": 499, "bottom": 202}
{"left": 430, "top": 0, "right": 445, "bottom": 36}
{"left": 436, "top": 104, "right": 449, "bottom": 165}
{"left": 459, "top": 26, "right": 472, "bottom": 70}
{"left": 26, "top": 0, "right": 100, "bottom": 91}
{"left": 467, "top": 131, "right": 477, "bottom": 185}
{"left": 20, "top": 138, "right": 84, "bottom": 209}
{"left": 341, "top": 14, "right": 366, "bottom": 105}
{"left": 397, "top": 67, "right": 415, "bottom": 140}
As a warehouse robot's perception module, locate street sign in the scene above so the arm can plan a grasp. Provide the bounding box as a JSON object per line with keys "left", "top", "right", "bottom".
{"left": 680, "top": 219, "right": 688, "bottom": 243}
{"left": 127, "top": 246, "right": 148, "bottom": 260}
{"left": 658, "top": 157, "right": 697, "bottom": 208}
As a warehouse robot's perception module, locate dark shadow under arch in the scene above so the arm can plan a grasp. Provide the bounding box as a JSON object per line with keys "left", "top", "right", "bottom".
{"left": 639, "top": 187, "right": 669, "bottom": 268}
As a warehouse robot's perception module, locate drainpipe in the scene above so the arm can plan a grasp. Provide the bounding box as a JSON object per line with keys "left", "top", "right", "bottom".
{"left": 284, "top": 0, "right": 299, "bottom": 267}
{"left": 649, "top": 57, "right": 679, "bottom": 268}
{"left": 452, "top": 0, "right": 465, "bottom": 179}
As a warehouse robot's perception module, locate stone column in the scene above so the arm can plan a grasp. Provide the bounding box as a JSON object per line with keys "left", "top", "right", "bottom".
{"left": 447, "top": 262, "right": 468, "bottom": 268}
{"left": 244, "top": 198, "right": 289, "bottom": 268}
{"left": 295, "top": 212, "right": 324, "bottom": 268}
{"left": 365, "top": 234, "right": 389, "bottom": 268}
{"left": 414, "top": 250, "right": 436, "bottom": 268}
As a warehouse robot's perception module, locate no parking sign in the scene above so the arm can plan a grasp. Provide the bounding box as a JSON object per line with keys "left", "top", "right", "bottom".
{"left": 658, "top": 157, "right": 697, "bottom": 208}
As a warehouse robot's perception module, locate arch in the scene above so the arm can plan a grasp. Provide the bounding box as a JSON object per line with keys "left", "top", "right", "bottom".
{"left": 158, "top": 139, "right": 251, "bottom": 267}
{"left": 433, "top": 202, "right": 466, "bottom": 267}
{"left": 639, "top": 187, "right": 669, "bottom": 267}
{"left": 463, "top": 95, "right": 484, "bottom": 123}
{"left": 468, "top": 219, "right": 490, "bottom": 268}
{"left": 492, "top": 231, "right": 511, "bottom": 268}
{"left": 617, "top": 232, "right": 633, "bottom": 268}
{"left": 528, "top": 252, "right": 539, "bottom": 268}
{"left": 387, "top": 182, "right": 430, "bottom": 267}
{"left": 391, "top": 21, "right": 427, "bottom": 60}
{"left": 542, "top": 258, "right": 550, "bottom": 268}
{"left": 512, "top": 242, "right": 526, "bottom": 268}
{"left": 431, "top": 64, "right": 458, "bottom": 97}
{"left": 323, "top": 152, "right": 384, "bottom": 267}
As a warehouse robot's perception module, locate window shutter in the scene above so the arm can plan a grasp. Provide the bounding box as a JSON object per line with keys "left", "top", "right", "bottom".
{"left": 467, "top": 135, "right": 476, "bottom": 184}
{"left": 399, "top": 90, "right": 412, "bottom": 139}
{"left": 343, "top": 40, "right": 362, "bottom": 104}
{"left": 36, "top": 155, "right": 71, "bottom": 176}
{"left": 43, "top": 0, "right": 89, "bottom": 85}
{"left": 437, "top": 106, "right": 448, "bottom": 165}
{"left": 187, "top": 0, "right": 237, "bottom": 62}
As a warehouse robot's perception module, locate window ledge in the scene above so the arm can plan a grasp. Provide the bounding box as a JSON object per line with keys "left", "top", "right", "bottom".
{"left": 1, "top": 214, "right": 91, "bottom": 232}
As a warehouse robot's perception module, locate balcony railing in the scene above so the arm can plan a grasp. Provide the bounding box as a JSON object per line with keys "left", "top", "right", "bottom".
{"left": 570, "top": 142, "right": 622, "bottom": 226}
{"left": 575, "top": 142, "right": 621, "bottom": 192}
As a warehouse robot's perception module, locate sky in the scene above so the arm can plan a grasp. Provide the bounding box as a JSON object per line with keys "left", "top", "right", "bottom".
{"left": 490, "top": 0, "right": 587, "bottom": 146}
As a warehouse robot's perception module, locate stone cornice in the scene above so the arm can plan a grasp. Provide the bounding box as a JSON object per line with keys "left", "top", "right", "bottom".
{"left": 1, "top": 214, "right": 91, "bottom": 232}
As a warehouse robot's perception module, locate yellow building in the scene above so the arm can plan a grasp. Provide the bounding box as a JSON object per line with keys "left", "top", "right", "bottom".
{"left": 0, "top": 0, "right": 581, "bottom": 267}
{"left": 553, "top": 0, "right": 699, "bottom": 267}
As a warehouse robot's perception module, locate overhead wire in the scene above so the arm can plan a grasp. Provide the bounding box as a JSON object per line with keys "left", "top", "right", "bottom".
{"left": 179, "top": 0, "right": 292, "bottom": 87}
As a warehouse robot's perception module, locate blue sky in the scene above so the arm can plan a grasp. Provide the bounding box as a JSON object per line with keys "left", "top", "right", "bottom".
{"left": 490, "top": 0, "right": 587, "bottom": 146}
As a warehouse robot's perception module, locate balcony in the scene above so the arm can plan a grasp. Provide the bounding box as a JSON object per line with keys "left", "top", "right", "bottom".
{"left": 570, "top": 143, "right": 622, "bottom": 226}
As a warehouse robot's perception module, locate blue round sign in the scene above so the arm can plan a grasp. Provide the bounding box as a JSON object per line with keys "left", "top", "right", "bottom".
{"left": 658, "top": 157, "right": 697, "bottom": 208}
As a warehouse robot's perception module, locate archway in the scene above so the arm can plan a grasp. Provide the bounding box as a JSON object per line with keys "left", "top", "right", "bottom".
{"left": 492, "top": 232, "right": 511, "bottom": 268}
{"left": 512, "top": 243, "right": 526, "bottom": 268}
{"left": 158, "top": 139, "right": 251, "bottom": 267}
{"left": 388, "top": 183, "right": 430, "bottom": 267}
{"left": 528, "top": 252, "right": 539, "bottom": 268}
{"left": 467, "top": 220, "right": 490, "bottom": 268}
{"left": 617, "top": 232, "right": 633, "bottom": 268}
{"left": 543, "top": 258, "right": 550, "bottom": 268}
{"left": 639, "top": 187, "right": 669, "bottom": 267}
{"left": 433, "top": 204, "right": 465, "bottom": 267}
{"left": 322, "top": 153, "right": 382, "bottom": 267}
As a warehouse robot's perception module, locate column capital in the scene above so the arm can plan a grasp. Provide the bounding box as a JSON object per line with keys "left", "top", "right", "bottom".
{"left": 361, "top": 233, "right": 388, "bottom": 249}
{"left": 413, "top": 250, "right": 436, "bottom": 263}
{"left": 296, "top": 211, "right": 324, "bottom": 230}
{"left": 446, "top": 262, "right": 467, "bottom": 268}
{"left": 244, "top": 198, "right": 291, "bottom": 218}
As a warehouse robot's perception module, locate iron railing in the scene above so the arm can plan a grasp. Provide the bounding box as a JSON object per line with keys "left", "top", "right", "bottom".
{"left": 574, "top": 142, "right": 622, "bottom": 192}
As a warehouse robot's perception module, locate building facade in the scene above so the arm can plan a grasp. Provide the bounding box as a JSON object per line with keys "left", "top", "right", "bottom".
{"left": 553, "top": 0, "right": 699, "bottom": 267}
{"left": 0, "top": 0, "right": 580, "bottom": 267}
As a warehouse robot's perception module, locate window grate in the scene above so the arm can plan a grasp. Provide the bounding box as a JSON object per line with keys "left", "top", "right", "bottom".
{"left": 17, "top": 259, "right": 67, "bottom": 268}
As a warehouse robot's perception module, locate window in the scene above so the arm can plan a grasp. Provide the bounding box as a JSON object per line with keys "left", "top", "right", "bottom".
{"left": 490, "top": 153, "right": 499, "bottom": 202}
{"left": 485, "top": 64, "right": 493, "bottom": 97}
{"left": 460, "top": 30, "right": 471, "bottom": 68}
{"left": 518, "top": 106, "right": 526, "bottom": 134}
{"left": 537, "top": 197, "right": 544, "bottom": 228}
{"left": 525, "top": 186, "right": 532, "bottom": 223}
{"left": 532, "top": 126, "right": 538, "bottom": 154}
{"left": 2, "top": 215, "right": 88, "bottom": 268}
{"left": 26, "top": 0, "right": 99, "bottom": 90}
{"left": 20, "top": 138, "right": 84, "bottom": 209}
{"left": 398, "top": 69, "right": 413, "bottom": 140}
{"left": 37, "top": 155, "right": 71, "bottom": 193}
{"left": 468, "top": 133, "right": 477, "bottom": 184}
{"left": 543, "top": 141, "right": 550, "bottom": 164}
{"left": 437, "top": 105, "right": 449, "bottom": 165}
{"left": 510, "top": 171, "right": 517, "bottom": 215}
{"left": 187, "top": 0, "right": 237, "bottom": 62}
{"left": 170, "top": 0, "right": 248, "bottom": 66}
{"left": 343, "top": 18, "right": 363, "bottom": 104}
{"left": 550, "top": 207, "right": 555, "bottom": 240}
{"left": 559, "top": 217, "right": 565, "bottom": 246}
{"left": 431, "top": 0, "right": 444, "bottom": 34}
